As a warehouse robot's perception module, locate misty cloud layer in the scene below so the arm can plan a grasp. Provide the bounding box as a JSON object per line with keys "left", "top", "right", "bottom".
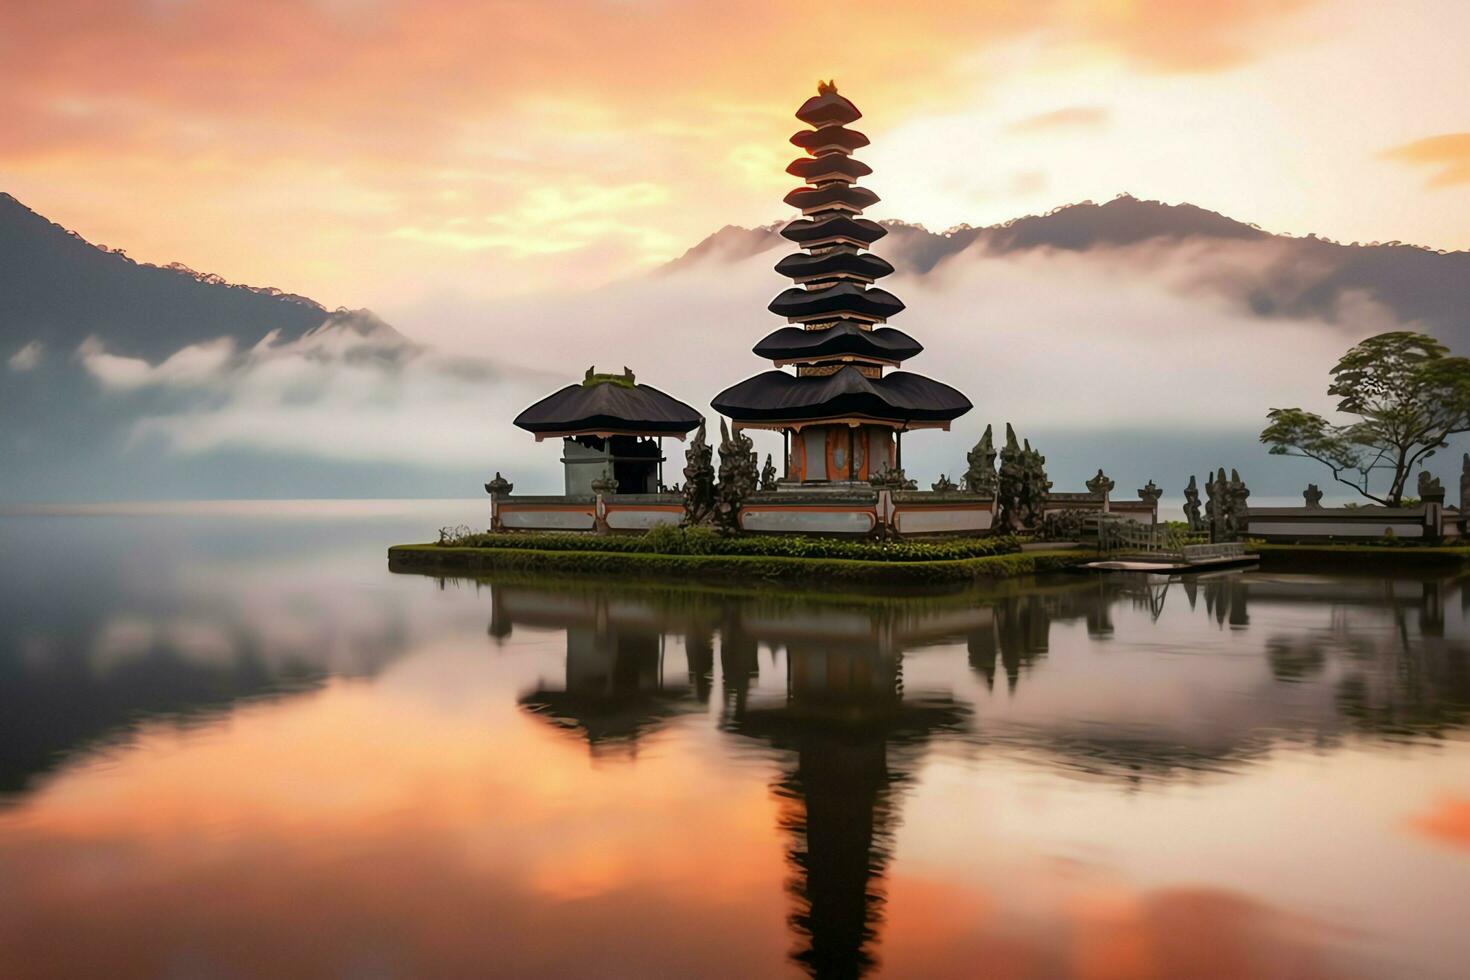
{"left": 8, "top": 198, "right": 1469, "bottom": 503}
{"left": 393, "top": 219, "right": 1461, "bottom": 496}
{"left": 70, "top": 311, "right": 562, "bottom": 484}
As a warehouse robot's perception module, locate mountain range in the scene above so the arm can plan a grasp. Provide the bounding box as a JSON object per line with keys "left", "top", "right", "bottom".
{"left": 670, "top": 196, "right": 1470, "bottom": 348}
{"left": 3, "top": 191, "right": 1467, "bottom": 504}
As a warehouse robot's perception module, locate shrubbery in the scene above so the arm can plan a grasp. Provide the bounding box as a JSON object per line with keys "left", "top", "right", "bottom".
{"left": 392, "top": 541, "right": 1080, "bottom": 585}
{"left": 433, "top": 525, "right": 1020, "bottom": 563}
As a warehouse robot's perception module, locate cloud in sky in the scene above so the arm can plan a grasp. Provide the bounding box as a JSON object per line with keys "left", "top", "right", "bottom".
{"left": 7, "top": 341, "right": 42, "bottom": 372}
{"left": 1060, "top": 0, "right": 1321, "bottom": 73}
{"left": 0, "top": 0, "right": 1376, "bottom": 308}
{"left": 380, "top": 229, "right": 1423, "bottom": 492}
{"left": 1005, "top": 105, "right": 1112, "bottom": 135}
{"left": 1383, "top": 133, "right": 1470, "bottom": 188}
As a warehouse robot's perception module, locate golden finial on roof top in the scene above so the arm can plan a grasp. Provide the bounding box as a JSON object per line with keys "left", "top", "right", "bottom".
{"left": 817, "top": 79, "right": 837, "bottom": 95}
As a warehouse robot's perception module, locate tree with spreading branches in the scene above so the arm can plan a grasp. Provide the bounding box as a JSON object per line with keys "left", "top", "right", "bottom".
{"left": 1260, "top": 331, "right": 1470, "bottom": 506}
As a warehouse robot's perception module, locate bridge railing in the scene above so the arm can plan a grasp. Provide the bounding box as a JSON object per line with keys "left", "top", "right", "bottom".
{"left": 1085, "top": 515, "right": 1190, "bottom": 556}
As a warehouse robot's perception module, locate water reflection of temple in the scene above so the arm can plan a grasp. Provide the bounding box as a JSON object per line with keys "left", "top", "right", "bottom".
{"left": 483, "top": 572, "right": 1470, "bottom": 975}
{"left": 494, "top": 583, "right": 985, "bottom": 975}
{"left": 722, "top": 638, "right": 966, "bottom": 978}
{"left": 1241, "top": 574, "right": 1470, "bottom": 735}
{"left": 493, "top": 587, "right": 716, "bottom": 757}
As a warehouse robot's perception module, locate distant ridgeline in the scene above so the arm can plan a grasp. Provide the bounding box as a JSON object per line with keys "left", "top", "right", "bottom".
{"left": 0, "top": 191, "right": 443, "bottom": 504}
{"left": 0, "top": 192, "right": 331, "bottom": 360}
{"left": 667, "top": 195, "right": 1470, "bottom": 353}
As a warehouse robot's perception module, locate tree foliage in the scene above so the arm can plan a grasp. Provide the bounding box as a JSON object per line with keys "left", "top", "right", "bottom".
{"left": 1260, "top": 332, "right": 1470, "bottom": 505}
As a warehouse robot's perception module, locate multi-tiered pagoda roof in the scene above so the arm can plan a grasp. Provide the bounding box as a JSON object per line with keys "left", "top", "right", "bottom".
{"left": 712, "top": 83, "right": 971, "bottom": 431}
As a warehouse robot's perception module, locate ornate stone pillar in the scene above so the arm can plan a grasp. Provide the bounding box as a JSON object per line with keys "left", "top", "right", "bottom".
{"left": 484, "top": 472, "right": 514, "bottom": 532}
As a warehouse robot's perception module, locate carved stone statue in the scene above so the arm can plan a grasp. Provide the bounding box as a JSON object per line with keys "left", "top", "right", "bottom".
{"left": 1303, "top": 483, "right": 1323, "bottom": 508}
{"left": 1183, "top": 475, "right": 1203, "bottom": 532}
{"left": 963, "top": 424, "right": 998, "bottom": 496}
{"left": 932, "top": 474, "right": 958, "bottom": 492}
{"left": 1086, "top": 469, "right": 1115, "bottom": 498}
{"left": 1137, "top": 480, "right": 1162, "bottom": 506}
{"left": 1203, "top": 473, "right": 1217, "bottom": 536}
{"left": 715, "top": 420, "right": 758, "bottom": 532}
{"left": 1226, "top": 468, "right": 1250, "bottom": 541}
{"left": 1019, "top": 438, "right": 1052, "bottom": 529}
{"left": 485, "top": 472, "right": 514, "bottom": 532}
{"left": 869, "top": 465, "right": 917, "bottom": 490}
{"left": 1418, "top": 469, "right": 1445, "bottom": 501}
{"left": 1204, "top": 467, "right": 1234, "bottom": 542}
{"left": 681, "top": 422, "right": 716, "bottom": 525}
{"left": 997, "top": 426, "right": 1050, "bottom": 531}
{"left": 760, "top": 453, "right": 778, "bottom": 491}
{"left": 589, "top": 468, "right": 619, "bottom": 495}
{"left": 996, "top": 424, "right": 1026, "bottom": 531}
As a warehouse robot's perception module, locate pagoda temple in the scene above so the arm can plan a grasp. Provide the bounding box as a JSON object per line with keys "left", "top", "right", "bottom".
{"left": 712, "top": 82, "right": 971, "bottom": 483}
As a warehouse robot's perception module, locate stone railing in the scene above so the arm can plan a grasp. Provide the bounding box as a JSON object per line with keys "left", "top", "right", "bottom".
{"left": 738, "top": 485, "right": 996, "bottom": 537}
{"left": 1182, "top": 542, "right": 1246, "bottom": 560}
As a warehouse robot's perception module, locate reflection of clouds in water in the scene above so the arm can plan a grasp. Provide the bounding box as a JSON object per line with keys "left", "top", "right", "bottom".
{"left": 0, "top": 653, "right": 1366, "bottom": 980}
{"left": 0, "top": 671, "right": 791, "bottom": 978}
{"left": 0, "top": 507, "right": 486, "bottom": 797}
{"left": 3, "top": 534, "right": 1470, "bottom": 978}
{"left": 880, "top": 876, "right": 1358, "bottom": 980}
{"left": 91, "top": 615, "right": 233, "bottom": 668}
{"left": 1408, "top": 796, "right": 1470, "bottom": 852}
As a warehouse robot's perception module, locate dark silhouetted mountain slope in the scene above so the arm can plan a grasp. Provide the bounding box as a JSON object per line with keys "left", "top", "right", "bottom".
{"left": 0, "top": 192, "right": 345, "bottom": 360}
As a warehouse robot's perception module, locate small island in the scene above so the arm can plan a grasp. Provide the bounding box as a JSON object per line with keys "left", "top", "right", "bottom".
{"left": 392, "top": 84, "right": 1469, "bottom": 583}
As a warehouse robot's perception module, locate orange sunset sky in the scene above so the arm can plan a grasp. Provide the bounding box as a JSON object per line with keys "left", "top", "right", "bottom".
{"left": 3, "top": 0, "right": 1468, "bottom": 311}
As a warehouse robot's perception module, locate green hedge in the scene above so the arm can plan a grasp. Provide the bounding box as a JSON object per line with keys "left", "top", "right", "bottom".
{"left": 436, "top": 524, "right": 1019, "bottom": 562}
{"left": 388, "top": 543, "right": 1086, "bottom": 586}
{"left": 1254, "top": 542, "right": 1470, "bottom": 569}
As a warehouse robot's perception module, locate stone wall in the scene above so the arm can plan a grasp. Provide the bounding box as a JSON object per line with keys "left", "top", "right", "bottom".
{"left": 496, "top": 493, "right": 682, "bottom": 533}
{"left": 493, "top": 487, "right": 999, "bottom": 537}
{"left": 1247, "top": 505, "right": 1462, "bottom": 542}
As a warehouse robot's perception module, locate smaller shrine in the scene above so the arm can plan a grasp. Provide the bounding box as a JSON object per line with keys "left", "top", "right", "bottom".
{"left": 513, "top": 367, "right": 702, "bottom": 495}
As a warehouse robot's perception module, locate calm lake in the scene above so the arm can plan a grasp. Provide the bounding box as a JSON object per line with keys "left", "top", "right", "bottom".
{"left": 1, "top": 501, "right": 1468, "bottom": 979}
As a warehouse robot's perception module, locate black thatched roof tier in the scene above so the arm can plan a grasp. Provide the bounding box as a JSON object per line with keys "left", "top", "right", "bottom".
{"left": 786, "top": 155, "right": 872, "bottom": 182}
{"left": 753, "top": 323, "right": 922, "bottom": 363}
{"left": 774, "top": 250, "right": 894, "bottom": 282}
{"left": 791, "top": 126, "right": 869, "bottom": 154}
{"left": 769, "top": 283, "right": 905, "bottom": 321}
{"left": 781, "top": 214, "right": 887, "bottom": 247}
{"left": 783, "top": 183, "right": 880, "bottom": 213}
{"left": 796, "top": 87, "right": 862, "bottom": 127}
{"left": 712, "top": 367, "right": 971, "bottom": 425}
{"left": 514, "top": 379, "right": 702, "bottom": 437}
